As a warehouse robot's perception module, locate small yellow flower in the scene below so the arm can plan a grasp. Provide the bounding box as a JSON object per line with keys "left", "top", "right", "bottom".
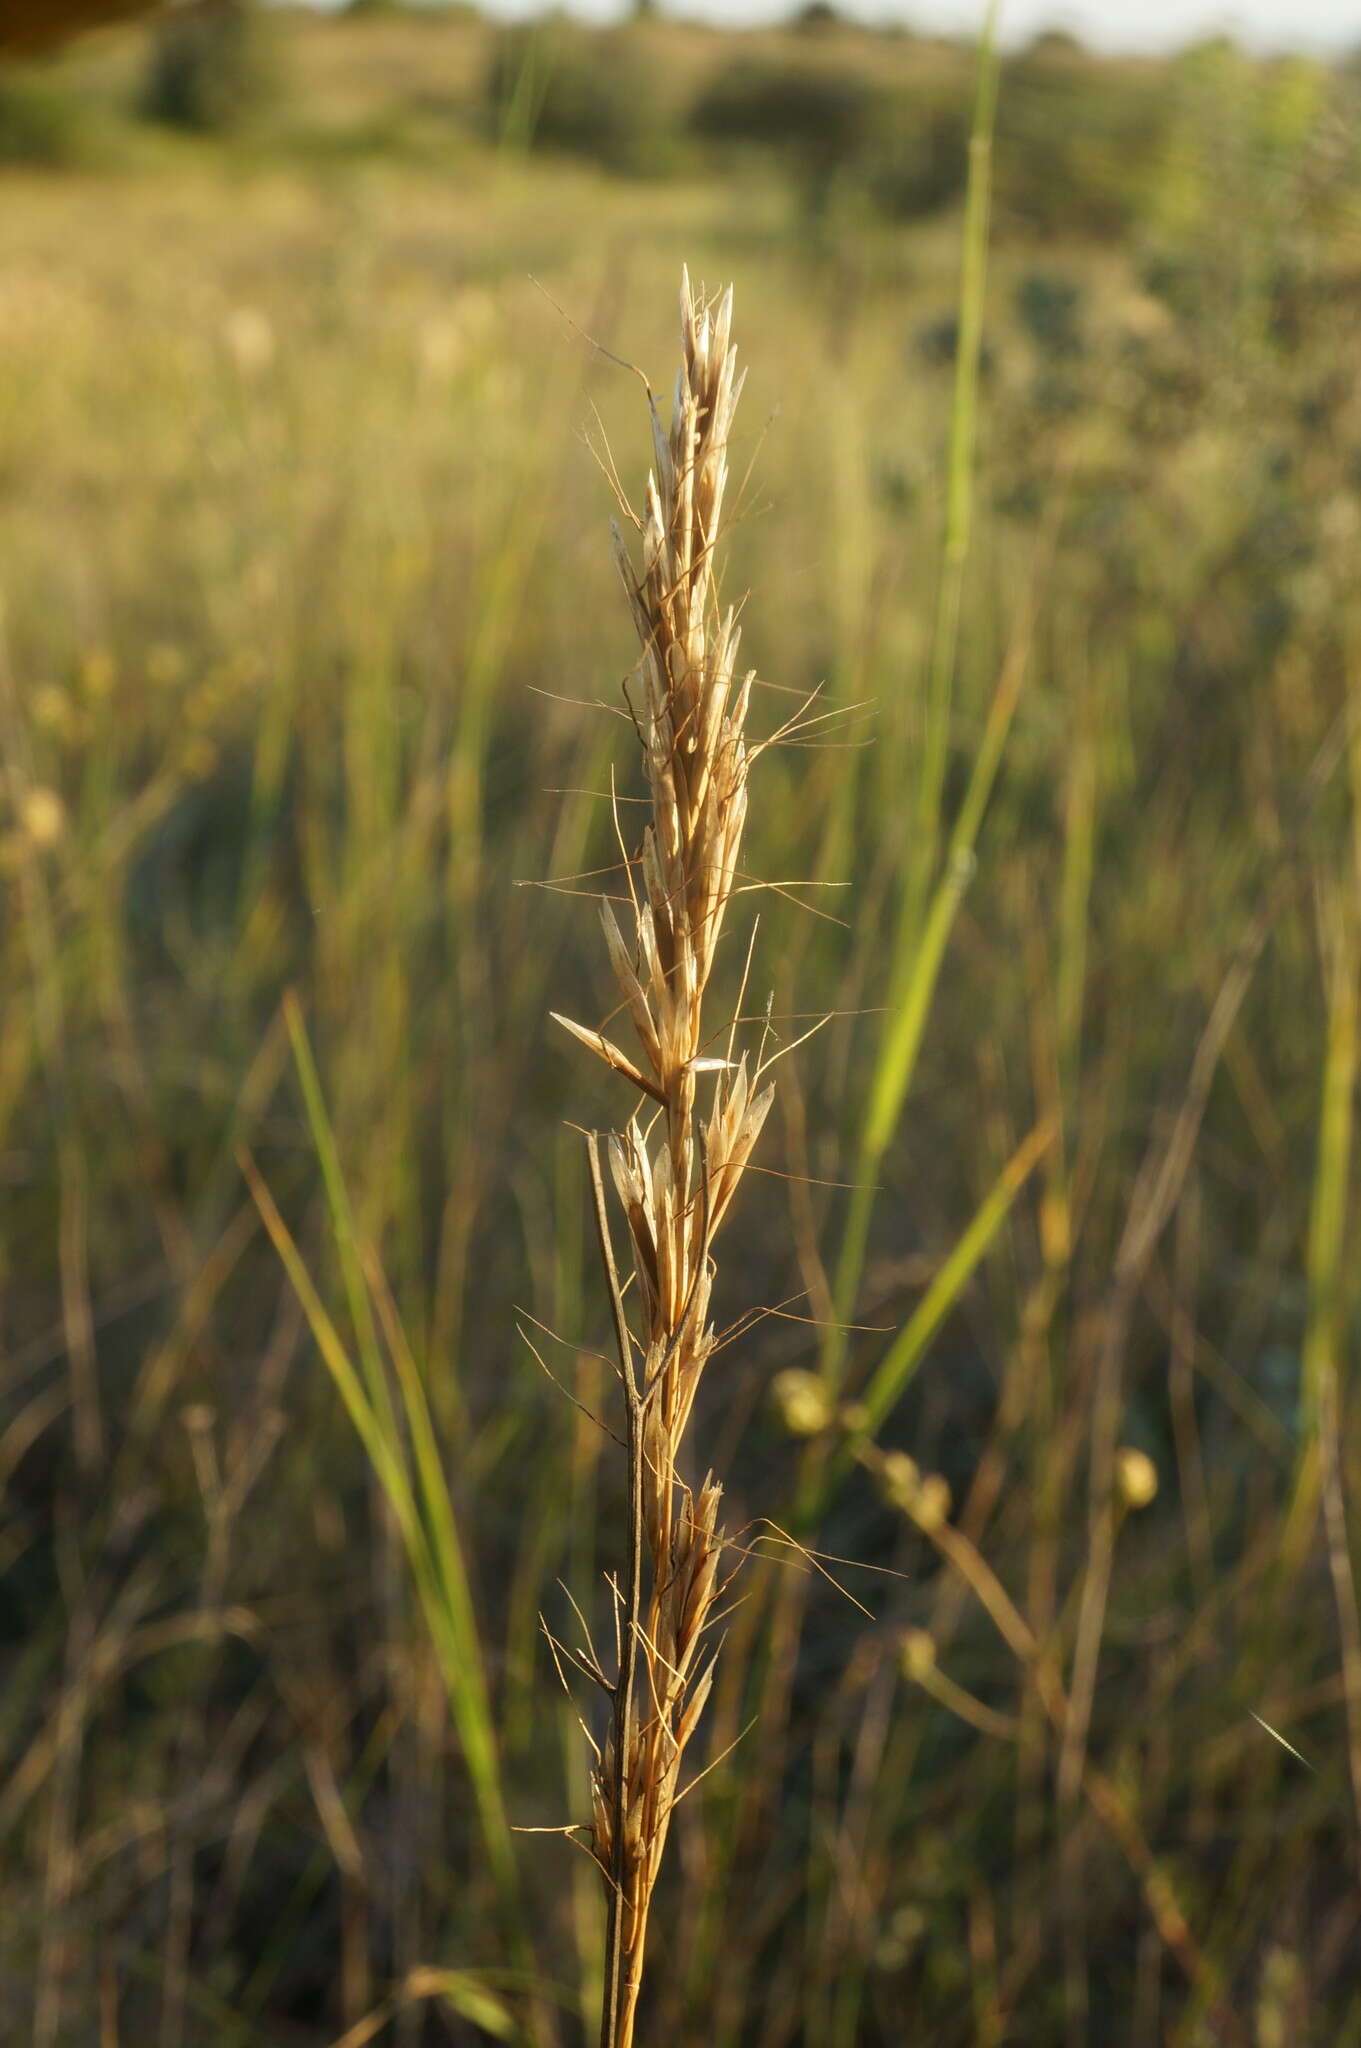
{"left": 20, "top": 786, "right": 65, "bottom": 849}
{"left": 1116, "top": 1446, "right": 1158, "bottom": 1510}
{"left": 900, "top": 1627, "right": 936, "bottom": 1680}
{"left": 771, "top": 1369, "right": 831, "bottom": 1437}
{"left": 912, "top": 1473, "right": 952, "bottom": 1533}
{"left": 879, "top": 1450, "right": 921, "bottom": 1511}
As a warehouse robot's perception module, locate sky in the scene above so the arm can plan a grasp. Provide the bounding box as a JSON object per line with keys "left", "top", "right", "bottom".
{"left": 375, "top": 0, "right": 1361, "bottom": 52}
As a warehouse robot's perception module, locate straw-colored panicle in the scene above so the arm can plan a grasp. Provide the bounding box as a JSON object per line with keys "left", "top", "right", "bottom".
{"left": 554, "top": 271, "right": 773, "bottom": 2048}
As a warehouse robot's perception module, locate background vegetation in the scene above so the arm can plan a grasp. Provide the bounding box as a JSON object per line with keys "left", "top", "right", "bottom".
{"left": 2, "top": 3, "right": 1360, "bottom": 2042}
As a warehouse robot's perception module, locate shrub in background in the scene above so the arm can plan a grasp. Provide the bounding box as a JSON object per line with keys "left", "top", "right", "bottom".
{"left": 790, "top": 1, "right": 845, "bottom": 34}
{"left": 996, "top": 42, "right": 1173, "bottom": 238}
{"left": 689, "top": 56, "right": 968, "bottom": 220}
{"left": 488, "top": 20, "right": 673, "bottom": 175}
{"left": 1141, "top": 42, "right": 1360, "bottom": 351}
{"left": 689, "top": 56, "right": 876, "bottom": 197}
{"left": 141, "top": 0, "right": 279, "bottom": 134}
{"left": 865, "top": 89, "right": 971, "bottom": 220}
{"left": 1015, "top": 269, "right": 1085, "bottom": 356}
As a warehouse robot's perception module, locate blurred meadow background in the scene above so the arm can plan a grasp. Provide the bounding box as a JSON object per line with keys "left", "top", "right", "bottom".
{"left": 2, "top": 2, "right": 1361, "bottom": 2041}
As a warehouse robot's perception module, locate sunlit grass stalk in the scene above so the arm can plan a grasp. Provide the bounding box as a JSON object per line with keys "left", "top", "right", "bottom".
{"left": 1296, "top": 883, "right": 1361, "bottom": 1837}
{"left": 916, "top": 0, "right": 1001, "bottom": 879}
{"left": 820, "top": 0, "right": 1004, "bottom": 1400}
{"left": 553, "top": 272, "right": 775, "bottom": 2048}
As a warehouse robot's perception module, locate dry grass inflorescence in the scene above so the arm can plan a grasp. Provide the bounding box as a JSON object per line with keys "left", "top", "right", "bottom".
{"left": 7, "top": 10, "right": 1361, "bottom": 2042}
{"left": 553, "top": 271, "right": 788, "bottom": 2047}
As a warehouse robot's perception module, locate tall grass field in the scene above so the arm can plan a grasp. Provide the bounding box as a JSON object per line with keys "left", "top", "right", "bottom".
{"left": 2, "top": 5, "right": 1360, "bottom": 2042}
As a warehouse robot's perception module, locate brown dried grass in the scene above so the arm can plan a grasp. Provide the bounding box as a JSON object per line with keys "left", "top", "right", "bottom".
{"left": 555, "top": 270, "right": 775, "bottom": 2048}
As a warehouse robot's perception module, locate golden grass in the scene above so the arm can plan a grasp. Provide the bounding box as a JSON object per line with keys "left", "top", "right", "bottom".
{"left": 4, "top": 23, "right": 1361, "bottom": 2041}
{"left": 555, "top": 272, "right": 779, "bottom": 2048}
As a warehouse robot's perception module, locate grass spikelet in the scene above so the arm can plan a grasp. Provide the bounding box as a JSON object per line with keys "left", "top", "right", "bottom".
{"left": 555, "top": 268, "right": 769, "bottom": 2048}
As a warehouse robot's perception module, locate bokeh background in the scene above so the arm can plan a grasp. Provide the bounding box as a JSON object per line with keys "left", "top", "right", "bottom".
{"left": 2, "top": 3, "right": 1360, "bottom": 2042}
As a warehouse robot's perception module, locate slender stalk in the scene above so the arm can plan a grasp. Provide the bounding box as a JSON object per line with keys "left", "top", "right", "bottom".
{"left": 1305, "top": 891, "right": 1361, "bottom": 1848}
{"left": 821, "top": 0, "right": 1003, "bottom": 1393}
{"left": 586, "top": 1135, "right": 643, "bottom": 2048}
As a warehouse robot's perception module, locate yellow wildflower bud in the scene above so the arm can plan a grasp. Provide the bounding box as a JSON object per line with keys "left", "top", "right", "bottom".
{"left": 771, "top": 1369, "right": 831, "bottom": 1437}
{"left": 912, "top": 1474, "right": 952, "bottom": 1533}
{"left": 900, "top": 1628, "right": 936, "bottom": 1680}
{"left": 1116, "top": 1447, "right": 1158, "bottom": 1510}
{"left": 20, "top": 787, "right": 65, "bottom": 849}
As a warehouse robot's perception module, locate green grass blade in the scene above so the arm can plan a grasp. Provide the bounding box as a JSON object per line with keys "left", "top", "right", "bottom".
{"left": 276, "top": 1010, "right": 522, "bottom": 1907}
{"left": 1302, "top": 914, "right": 1357, "bottom": 1425}
{"left": 826, "top": 545, "right": 1039, "bottom": 1384}
{"left": 1282, "top": 896, "right": 1358, "bottom": 1568}
{"left": 822, "top": 6, "right": 1006, "bottom": 1386}
{"left": 240, "top": 1147, "right": 421, "bottom": 1562}
{"left": 913, "top": 0, "right": 1002, "bottom": 902}
{"left": 283, "top": 990, "right": 400, "bottom": 1455}
{"left": 363, "top": 1250, "right": 521, "bottom": 1896}
{"left": 246, "top": 1144, "right": 544, "bottom": 2021}
{"left": 820, "top": 1120, "right": 1053, "bottom": 1513}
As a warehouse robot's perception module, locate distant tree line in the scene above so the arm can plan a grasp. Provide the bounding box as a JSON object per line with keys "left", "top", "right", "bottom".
{"left": 1, "top": 0, "right": 1357, "bottom": 258}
